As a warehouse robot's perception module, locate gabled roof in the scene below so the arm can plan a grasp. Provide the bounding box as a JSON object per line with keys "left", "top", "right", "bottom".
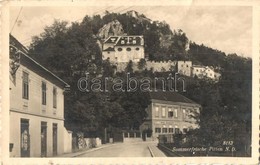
{"left": 10, "top": 34, "right": 70, "bottom": 88}
{"left": 149, "top": 91, "right": 199, "bottom": 105}
{"left": 103, "top": 35, "right": 144, "bottom": 46}
{"left": 104, "top": 36, "right": 120, "bottom": 44}
{"left": 115, "top": 36, "right": 144, "bottom": 46}
{"left": 192, "top": 65, "right": 205, "bottom": 68}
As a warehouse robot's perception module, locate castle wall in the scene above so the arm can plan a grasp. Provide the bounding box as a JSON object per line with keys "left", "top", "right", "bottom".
{"left": 177, "top": 61, "right": 192, "bottom": 77}
{"left": 114, "top": 60, "right": 177, "bottom": 72}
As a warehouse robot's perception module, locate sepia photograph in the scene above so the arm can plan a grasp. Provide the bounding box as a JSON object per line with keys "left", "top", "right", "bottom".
{"left": 2, "top": 0, "right": 260, "bottom": 164}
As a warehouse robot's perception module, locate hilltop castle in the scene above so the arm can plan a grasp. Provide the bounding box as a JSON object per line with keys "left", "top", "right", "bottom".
{"left": 102, "top": 35, "right": 145, "bottom": 63}
{"left": 101, "top": 34, "right": 220, "bottom": 81}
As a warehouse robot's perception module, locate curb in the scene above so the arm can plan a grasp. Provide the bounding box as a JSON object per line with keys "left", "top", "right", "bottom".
{"left": 72, "top": 143, "right": 118, "bottom": 157}
{"left": 158, "top": 144, "right": 182, "bottom": 157}
{"left": 148, "top": 146, "right": 155, "bottom": 157}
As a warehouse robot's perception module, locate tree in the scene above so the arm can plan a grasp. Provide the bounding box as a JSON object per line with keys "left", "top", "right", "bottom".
{"left": 29, "top": 20, "right": 102, "bottom": 80}
{"left": 182, "top": 54, "right": 252, "bottom": 152}
{"left": 137, "top": 58, "right": 146, "bottom": 71}
{"left": 188, "top": 42, "right": 226, "bottom": 67}
{"left": 118, "top": 91, "right": 150, "bottom": 129}
{"left": 125, "top": 60, "right": 134, "bottom": 73}
{"left": 143, "top": 30, "right": 161, "bottom": 60}
{"left": 102, "top": 59, "right": 116, "bottom": 77}
{"left": 168, "top": 29, "right": 189, "bottom": 60}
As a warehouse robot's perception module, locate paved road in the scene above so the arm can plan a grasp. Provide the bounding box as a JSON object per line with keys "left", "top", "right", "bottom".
{"left": 77, "top": 141, "right": 159, "bottom": 157}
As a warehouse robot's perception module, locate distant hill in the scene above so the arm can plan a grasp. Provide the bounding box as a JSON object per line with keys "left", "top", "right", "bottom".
{"left": 95, "top": 10, "right": 176, "bottom": 61}
{"left": 93, "top": 10, "right": 251, "bottom": 68}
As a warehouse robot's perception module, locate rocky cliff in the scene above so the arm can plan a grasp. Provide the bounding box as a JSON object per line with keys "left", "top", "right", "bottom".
{"left": 97, "top": 20, "right": 124, "bottom": 39}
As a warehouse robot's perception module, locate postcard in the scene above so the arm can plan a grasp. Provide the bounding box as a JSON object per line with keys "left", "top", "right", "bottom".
{"left": 1, "top": 0, "right": 260, "bottom": 164}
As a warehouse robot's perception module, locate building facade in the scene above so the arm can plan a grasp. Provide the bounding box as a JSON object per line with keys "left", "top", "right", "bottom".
{"left": 140, "top": 92, "right": 201, "bottom": 138}
{"left": 192, "top": 65, "right": 221, "bottom": 81}
{"left": 9, "top": 35, "right": 70, "bottom": 157}
{"left": 177, "top": 61, "right": 192, "bottom": 77}
{"left": 102, "top": 35, "right": 145, "bottom": 63}
{"left": 191, "top": 65, "right": 205, "bottom": 78}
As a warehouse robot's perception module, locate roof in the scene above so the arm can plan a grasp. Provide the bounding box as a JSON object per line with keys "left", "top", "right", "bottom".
{"left": 115, "top": 36, "right": 144, "bottom": 46}
{"left": 10, "top": 34, "right": 70, "bottom": 88}
{"left": 104, "top": 36, "right": 120, "bottom": 44}
{"left": 192, "top": 65, "right": 205, "bottom": 68}
{"left": 103, "top": 47, "right": 115, "bottom": 51}
{"left": 149, "top": 91, "right": 199, "bottom": 105}
{"left": 103, "top": 35, "right": 144, "bottom": 46}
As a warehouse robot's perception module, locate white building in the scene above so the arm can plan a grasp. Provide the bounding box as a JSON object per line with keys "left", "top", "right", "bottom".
{"left": 9, "top": 35, "right": 72, "bottom": 157}
{"left": 177, "top": 61, "right": 192, "bottom": 77}
{"left": 191, "top": 65, "right": 205, "bottom": 79}
{"left": 192, "top": 65, "right": 221, "bottom": 81}
{"left": 140, "top": 91, "right": 201, "bottom": 138}
{"left": 102, "top": 35, "right": 145, "bottom": 63}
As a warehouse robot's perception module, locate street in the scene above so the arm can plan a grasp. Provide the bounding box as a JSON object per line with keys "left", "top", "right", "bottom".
{"left": 76, "top": 141, "right": 164, "bottom": 157}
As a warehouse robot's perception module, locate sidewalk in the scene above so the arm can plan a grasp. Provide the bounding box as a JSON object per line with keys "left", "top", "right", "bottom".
{"left": 148, "top": 144, "right": 167, "bottom": 157}
{"left": 58, "top": 143, "right": 118, "bottom": 157}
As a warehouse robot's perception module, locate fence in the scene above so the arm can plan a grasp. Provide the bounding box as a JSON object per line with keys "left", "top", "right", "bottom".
{"left": 72, "top": 132, "right": 102, "bottom": 151}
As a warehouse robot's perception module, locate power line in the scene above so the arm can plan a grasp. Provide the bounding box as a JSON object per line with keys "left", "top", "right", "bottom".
{"left": 11, "top": 7, "right": 23, "bottom": 34}
{"left": 75, "top": 6, "right": 114, "bottom": 23}
{"left": 18, "top": 7, "right": 134, "bottom": 45}
{"left": 116, "top": 6, "right": 133, "bottom": 13}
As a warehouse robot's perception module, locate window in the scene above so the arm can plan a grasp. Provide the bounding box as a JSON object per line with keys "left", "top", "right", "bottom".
{"left": 169, "top": 128, "right": 174, "bottom": 133}
{"left": 183, "top": 127, "right": 188, "bottom": 133}
{"left": 107, "top": 51, "right": 110, "bottom": 54}
{"left": 155, "top": 107, "right": 159, "bottom": 117}
{"left": 168, "top": 108, "right": 173, "bottom": 118}
{"left": 175, "top": 127, "right": 180, "bottom": 134}
{"left": 183, "top": 109, "right": 186, "bottom": 119}
{"left": 155, "top": 128, "right": 161, "bottom": 133}
{"left": 186, "top": 65, "right": 189, "bottom": 67}
{"left": 42, "top": 82, "right": 47, "bottom": 105}
{"left": 111, "top": 38, "right": 116, "bottom": 42}
{"left": 126, "top": 47, "right": 131, "bottom": 51}
{"left": 22, "top": 71, "right": 29, "bottom": 99}
{"left": 117, "top": 48, "right": 122, "bottom": 51}
{"left": 162, "top": 107, "right": 166, "bottom": 117}
{"left": 135, "top": 47, "right": 139, "bottom": 51}
{"left": 53, "top": 87, "right": 57, "bottom": 108}
{"left": 162, "top": 128, "right": 167, "bottom": 133}
{"left": 174, "top": 108, "right": 178, "bottom": 118}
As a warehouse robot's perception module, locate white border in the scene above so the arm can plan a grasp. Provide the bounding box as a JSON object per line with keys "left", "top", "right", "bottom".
{"left": 1, "top": 0, "right": 259, "bottom": 164}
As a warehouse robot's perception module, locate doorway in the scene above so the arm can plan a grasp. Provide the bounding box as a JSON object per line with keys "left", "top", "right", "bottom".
{"left": 41, "top": 122, "right": 47, "bottom": 157}
{"left": 21, "top": 119, "right": 30, "bottom": 157}
{"left": 52, "top": 123, "right": 58, "bottom": 156}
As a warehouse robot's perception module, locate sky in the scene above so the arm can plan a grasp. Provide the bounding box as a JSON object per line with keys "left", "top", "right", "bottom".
{"left": 10, "top": 5, "right": 252, "bottom": 57}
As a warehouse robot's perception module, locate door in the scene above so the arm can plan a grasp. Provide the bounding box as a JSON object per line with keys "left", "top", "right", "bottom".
{"left": 52, "top": 123, "right": 57, "bottom": 156}
{"left": 41, "top": 122, "right": 47, "bottom": 157}
{"left": 21, "top": 119, "right": 30, "bottom": 157}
